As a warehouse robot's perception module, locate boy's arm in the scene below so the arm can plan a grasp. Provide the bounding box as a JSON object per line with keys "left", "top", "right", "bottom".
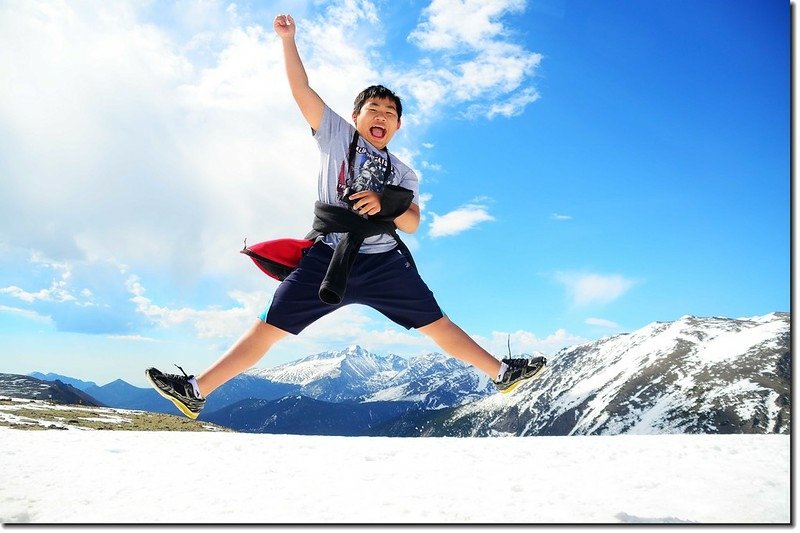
{"left": 274, "top": 14, "right": 324, "bottom": 131}
{"left": 350, "top": 192, "right": 419, "bottom": 232}
{"left": 394, "top": 203, "right": 420, "bottom": 234}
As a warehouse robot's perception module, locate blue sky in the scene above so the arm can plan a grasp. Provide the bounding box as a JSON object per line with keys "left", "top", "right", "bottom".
{"left": 0, "top": 0, "right": 789, "bottom": 387}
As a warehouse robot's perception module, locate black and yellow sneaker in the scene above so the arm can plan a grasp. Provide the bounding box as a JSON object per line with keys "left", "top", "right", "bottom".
{"left": 145, "top": 365, "right": 205, "bottom": 419}
{"left": 495, "top": 357, "right": 547, "bottom": 394}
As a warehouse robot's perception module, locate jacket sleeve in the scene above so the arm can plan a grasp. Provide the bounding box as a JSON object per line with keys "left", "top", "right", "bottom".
{"left": 376, "top": 184, "right": 414, "bottom": 219}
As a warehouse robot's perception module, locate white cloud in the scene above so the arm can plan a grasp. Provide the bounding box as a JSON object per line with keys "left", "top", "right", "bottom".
{"left": 0, "top": 251, "right": 151, "bottom": 333}
{"left": 416, "top": 193, "right": 433, "bottom": 225}
{"left": 398, "top": 0, "right": 541, "bottom": 121}
{"left": 473, "top": 328, "right": 588, "bottom": 356}
{"left": 429, "top": 201, "right": 495, "bottom": 238}
{"left": 420, "top": 161, "right": 442, "bottom": 171}
{"left": 0, "top": 305, "right": 53, "bottom": 325}
{"left": 418, "top": 193, "right": 433, "bottom": 210}
{"left": 0, "top": 284, "right": 69, "bottom": 304}
{"left": 585, "top": 317, "right": 622, "bottom": 329}
{"left": 409, "top": 0, "right": 526, "bottom": 51}
{"left": 0, "top": 2, "right": 380, "bottom": 307}
{"left": 551, "top": 213, "right": 573, "bottom": 221}
{"left": 0, "top": 252, "right": 77, "bottom": 304}
{"left": 126, "top": 275, "right": 271, "bottom": 339}
{"left": 0, "top": 252, "right": 109, "bottom": 309}
{"left": 468, "top": 86, "right": 541, "bottom": 119}
{"left": 556, "top": 272, "right": 637, "bottom": 308}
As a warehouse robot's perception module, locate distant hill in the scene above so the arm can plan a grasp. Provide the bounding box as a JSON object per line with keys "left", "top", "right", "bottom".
{"left": 31, "top": 372, "right": 303, "bottom": 415}
{"left": 202, "top": 395, "right": 418, "bottom": 436}
{"left": 28, "top": 372, "right": 98, "bottom": 391}
{"left": 0, "top": 374, "right": 103, "bottom": 406}
{"left": 84, "top": 379, "right": 173, "bottom": 414}
{"left": 201, "top": 374, "right": 301, "bottom": 413}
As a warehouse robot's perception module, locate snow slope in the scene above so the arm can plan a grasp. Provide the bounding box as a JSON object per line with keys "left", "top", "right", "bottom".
{"left": 425, "top": 313, "right": 790, "bottom": 437}
{"left": 0, "top": 429, "right": 788, "bottom": 524}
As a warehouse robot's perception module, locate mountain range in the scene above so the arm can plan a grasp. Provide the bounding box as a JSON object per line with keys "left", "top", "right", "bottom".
{"left": 244, "top": 344, "right": 496, "bottom": 408}
{"left": 8, "top": 312, "right": 790, "bottom": 437}
{"left": 379, "top": 313, "right": 790, "bottom": 437}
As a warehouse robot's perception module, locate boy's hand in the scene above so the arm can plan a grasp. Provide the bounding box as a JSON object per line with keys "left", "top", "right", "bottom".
{"left": 274, "top": 14, "right": 296, "bottom": 39}
{"left": 349, "top": 191, "right": 382, "bottom": 216}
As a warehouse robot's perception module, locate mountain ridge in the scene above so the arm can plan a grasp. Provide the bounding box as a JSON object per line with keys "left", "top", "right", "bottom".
{"left": 14, "top": 312, "right": 790, "bottom": 437}
{"left": 388, "top": 312, "right": 790, "bottom": 437}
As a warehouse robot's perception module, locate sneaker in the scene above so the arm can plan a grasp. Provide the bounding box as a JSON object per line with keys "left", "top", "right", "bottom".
{"left": 495, "top": 356, "right": 547, "bottom": 394}
{"left": 145, "top": 365, "right": 205, "bottom": 419}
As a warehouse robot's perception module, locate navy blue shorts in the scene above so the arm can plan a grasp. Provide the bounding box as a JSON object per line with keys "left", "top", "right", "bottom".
{"left": 260, "top": 241, "right": 444, "bottom": 335}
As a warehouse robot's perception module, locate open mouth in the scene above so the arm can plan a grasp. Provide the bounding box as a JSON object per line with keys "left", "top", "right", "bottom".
{"left": 370, "top": 126, "right": 386, "bottom": 139}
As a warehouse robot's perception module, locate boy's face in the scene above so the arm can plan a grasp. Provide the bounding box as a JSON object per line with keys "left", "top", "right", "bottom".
{"left": 352, "top": 97, "right": 401, "bottom": 150}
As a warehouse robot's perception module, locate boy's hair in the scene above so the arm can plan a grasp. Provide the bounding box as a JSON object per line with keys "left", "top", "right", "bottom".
{"left": 353, "top": 85, "right": 403, "bottom": 119}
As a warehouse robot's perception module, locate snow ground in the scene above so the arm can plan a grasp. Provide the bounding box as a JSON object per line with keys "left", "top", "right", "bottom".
{"left": 0, "top": 430, "right": 789, "bottom": 524}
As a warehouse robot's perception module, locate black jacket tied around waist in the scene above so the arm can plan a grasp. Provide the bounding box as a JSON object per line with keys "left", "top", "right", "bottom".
{"left": 307, "top": 184, "right": 417, "bottom": 305}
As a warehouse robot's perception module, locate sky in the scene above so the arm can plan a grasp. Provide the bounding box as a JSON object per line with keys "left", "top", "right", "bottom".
{"left": 0, "top": 0, "right": 790, "bottom": 387}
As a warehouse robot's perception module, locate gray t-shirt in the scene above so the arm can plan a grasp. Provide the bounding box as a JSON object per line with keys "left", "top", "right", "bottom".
{"left": 313, "top": 105, "right": 419, "bottom": 254}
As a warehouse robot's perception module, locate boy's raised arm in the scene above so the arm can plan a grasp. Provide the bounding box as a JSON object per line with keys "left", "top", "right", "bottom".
{"left": 274, "top": 14, "right": 324, "bottom": 131}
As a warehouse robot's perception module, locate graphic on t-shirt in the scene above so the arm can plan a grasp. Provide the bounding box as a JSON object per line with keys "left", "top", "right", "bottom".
{"left": 337, "top": 146, "right": 394, "bottom": 202}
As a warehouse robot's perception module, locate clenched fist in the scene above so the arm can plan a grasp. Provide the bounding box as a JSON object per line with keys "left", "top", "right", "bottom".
{"left": 273, "top": 14, "right": 295, "bottom": 39}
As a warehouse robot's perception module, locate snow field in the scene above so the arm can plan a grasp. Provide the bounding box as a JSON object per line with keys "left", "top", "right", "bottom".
{"left": 0, "top": 430, "right": 789, "bottom": 524}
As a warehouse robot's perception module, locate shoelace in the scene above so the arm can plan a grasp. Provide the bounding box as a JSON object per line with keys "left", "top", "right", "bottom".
{"left": 174, "top": 364, "right": 190, "bottom": 378}
{"left": 156, "top": 364, "right": 191, "bottom": 383}
{"left": 505, "top": 335, "right": 527, "bottom": 366}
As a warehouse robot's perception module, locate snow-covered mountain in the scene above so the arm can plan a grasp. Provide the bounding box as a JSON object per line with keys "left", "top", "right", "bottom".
{"left": 363, "top": 352, "right": 495, "bottom": 409}
{"left": 403, "top": 313, "right": 790, "bottom": 437}
{"left": 17, "top": 313, "right": 789, "bottom": 437}
{"left": 246, "top": 345, "right": 405, "bottom": 402}
{"left": 0, "top": 374, "right": 102, "bottom": 407}
{"left": 246, "top": 345, "right": 493, "bottom": 408}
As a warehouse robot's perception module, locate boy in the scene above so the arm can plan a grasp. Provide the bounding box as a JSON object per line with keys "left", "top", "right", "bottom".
{"left": 146, "top": 14, "right": 545, "bottom": 420}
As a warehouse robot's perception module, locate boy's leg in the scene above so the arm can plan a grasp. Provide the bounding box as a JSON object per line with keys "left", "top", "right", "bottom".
{"left": 417, "top": 316, "right": 502, "bottom": 379}
{"left": 196, "top": 320, "right": 289, "bottom": 397}
{"left": 197, "top": 242, "right": 339, "bottom": 397}
{"left": 354, "top": 249, "right": 503, "bottom": 380}
{"left": 145, "top": 320, "right": 288, "bottom": 419}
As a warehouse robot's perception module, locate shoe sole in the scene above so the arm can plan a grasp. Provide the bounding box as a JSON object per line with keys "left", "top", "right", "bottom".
{"left": 499, "top": 362, "right": 548, "bottom": 394}
{"left": 145, "top": 371, "right": 200, "bottom": 420}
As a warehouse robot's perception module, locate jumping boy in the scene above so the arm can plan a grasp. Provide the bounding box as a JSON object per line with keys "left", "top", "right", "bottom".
{"left": 146, "top": 14, "right": 546, "bottom": 420}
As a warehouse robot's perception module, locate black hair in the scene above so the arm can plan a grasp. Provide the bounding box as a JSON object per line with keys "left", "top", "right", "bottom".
{"left": 353, "top": 85, "right": 403, "bottom": 120}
